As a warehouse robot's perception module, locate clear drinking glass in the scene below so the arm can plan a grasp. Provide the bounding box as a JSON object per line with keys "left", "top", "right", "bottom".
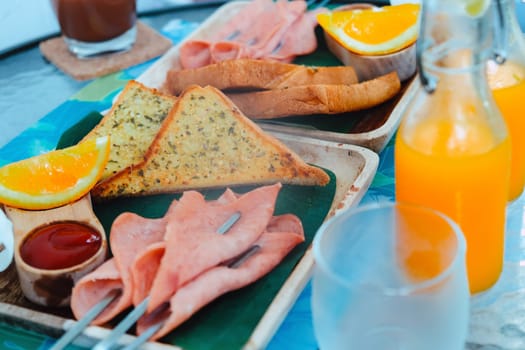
{"left": 50, "top": 0, "right": 137, "bottom": 58}
{"left": 312, "top": 202, "right": 470, "bottom": 350}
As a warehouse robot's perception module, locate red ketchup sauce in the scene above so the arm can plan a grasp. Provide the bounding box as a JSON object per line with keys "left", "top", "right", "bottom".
{"left": 20, "top": 222, "right": 102, "bottom": 270}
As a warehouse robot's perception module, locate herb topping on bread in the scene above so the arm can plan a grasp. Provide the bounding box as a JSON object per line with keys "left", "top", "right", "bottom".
{"left": 83, "top": 80, "right": 177, "bottom": 181}
{"left": 91, "top": 85, "right": 329, "bottom": 199}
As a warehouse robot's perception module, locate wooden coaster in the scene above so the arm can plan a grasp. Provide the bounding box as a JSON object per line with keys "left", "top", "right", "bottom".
{"left": 39, "top": 21, "right": 172, "bottom": 81}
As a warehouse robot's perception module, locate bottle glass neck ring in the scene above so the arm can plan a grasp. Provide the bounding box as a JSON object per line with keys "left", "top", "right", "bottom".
{"left": 416, "top": 0, "right": 505, "bottom": 93}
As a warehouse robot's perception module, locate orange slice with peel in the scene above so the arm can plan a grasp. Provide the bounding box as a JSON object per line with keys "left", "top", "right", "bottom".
{"left": 317, "top": 3, "right": 420, "bottom": 56}
{"left": 0, "top": 136, "right": 110, "bottom": 210}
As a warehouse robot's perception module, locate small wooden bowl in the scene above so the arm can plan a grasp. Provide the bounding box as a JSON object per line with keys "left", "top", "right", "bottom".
{"left": 322, "top": 3, "right": 417, "bottom": 82}
{"left": 4, "top": 194, "right": 107, "bottom": 307}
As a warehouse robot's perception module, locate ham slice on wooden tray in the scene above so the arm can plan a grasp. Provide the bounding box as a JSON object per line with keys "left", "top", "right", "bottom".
{"left": 130, "top": 188, "right": 239, "bottom": 305}
{"left": 70, "top": 212, "right": 169, "bottom": 325}
{"left": 178, "top": 40, "right": 213, "bottom": 70}
{"left": 178, "top": 0, "right": 326, "bottom": 69}
{"left": 146, "top": 183, "right": 282, "bottom": 312}
{"left": 71, "top": 189, "right": 236, "bottom": 323}
{"left": 69, "top": 259, "right": 121, "bottom": 323}
{"left": 225, "top": 0, "right": 306, "bottom": 59}
{"left": 70, "top": 183, "right": 304, "bottom": 341}
{"left": 136, "top": 214, "right": 305, "bottom": 340}
{"left": 267, "top": 8, "right": 326, "bottom": 62}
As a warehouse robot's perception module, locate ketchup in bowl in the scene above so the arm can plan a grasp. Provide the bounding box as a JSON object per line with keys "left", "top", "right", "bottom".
{"left": 20, "top": 221, "right": 102, "bottom": 270}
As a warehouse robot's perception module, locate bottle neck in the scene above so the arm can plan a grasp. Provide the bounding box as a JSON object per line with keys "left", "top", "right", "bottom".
{"left": 496, "top": 0, "right": 518, "bottom": 29}
{"left": 417, "top": 0, "right": 493, "bottom": 92}
{"left": 493, "top": 0, "right": 525, "bottom": 60}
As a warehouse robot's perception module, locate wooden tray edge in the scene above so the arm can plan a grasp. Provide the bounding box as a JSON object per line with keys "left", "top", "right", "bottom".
{"left": 0, "top": 1, "right": 381, "bottom": 347}
{"left": 0, "top": 135, "right": 378, "bottom": 349}
{"left": 246, "top": 136, "right": 378, "bottom": 349}
{"left": 136, "top": 1, "right": 248, "bottom": 89}
{"left": 135, "top": 0, "right": 413, "bottom": 154}
{"left": 260, "top": 77, "right": 419, "bottom": 153}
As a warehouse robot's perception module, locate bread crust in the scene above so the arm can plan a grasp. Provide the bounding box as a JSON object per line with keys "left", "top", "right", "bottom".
{"left": 92, "top": 85, "right": 329, "bottom": 200}
{"left": 226, "top": 71, "right": 401, "bottom": 119}
{"left": 164, "top": 58, "right": 358, "bottom": 94}
{"left": 83, "top": 80, "right": 177, "bottom": 180}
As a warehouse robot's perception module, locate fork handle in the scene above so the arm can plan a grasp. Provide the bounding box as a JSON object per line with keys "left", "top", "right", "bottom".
{"left": 92, "top": 297, "right": 150, "bottom": 350}
{"left": 121, "top": 322, "right": 165, "bottom": 350}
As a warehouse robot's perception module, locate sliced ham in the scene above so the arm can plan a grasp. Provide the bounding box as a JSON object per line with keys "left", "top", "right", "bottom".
{"left": 179, "top": 40, "right": 213, "bottom": 69}
{"left": 70, "top": 259, "right": 122, "bottom": 324}
{"left": 130, "top": 189, "right": 239, "bottom": 305}
{"left": 268, "top": 8, "right": 327, "bottom": 62}
{"left": 216, "top": 188, "right": 238, "bottom": 204}
{"left": 178, "top": 0, "right": 321, "bottom": 69}
{"left": 210, "top": 0, "right": 275, "bottom": 41}
{"left": 71, "top": 183, "right": 303, "bottom": 340}
{"left": 209, "top": 41, "right": 253, "bottom": 64}
{"left": 70, "top": 213, "right": 168, "bottom": 324}
{"left": 246, "top": 0, "right": 307, "bottom": 59}
{"left": 179, "top": 0, "right": 273, "bottom": 69}
{"left": 147, "top": 183, "right": 282, "bottom": 312}
{"left": 231, "top": 0, "right": 306, "bottom": 58}
{"left": 266, "top": 213, "right": 304, "bottom": 233}
{"left": 136, "top": 214, "right": 305, "bottom": 340}
{"left": 72, "top": 188, "right": 240, "bottom": 322}
{"left": 131, "top": 241, "right": 166, "bottom": 306}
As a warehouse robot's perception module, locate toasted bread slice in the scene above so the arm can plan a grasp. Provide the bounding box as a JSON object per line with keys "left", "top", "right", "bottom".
{"left": 227, "top": 71, "right": 402, "bottom": 119}
{"left": 164, "top": 58, "right": 358, "bottom": 94}
{"left": 92, "top": 85, "right": 329, "bottom": 199}
{"left": 83, "top": 80, "right": 177, "bottom": 181}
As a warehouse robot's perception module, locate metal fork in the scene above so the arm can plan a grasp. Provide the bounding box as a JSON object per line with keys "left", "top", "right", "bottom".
{"left": 120, "top": 244, "right": 262, "bottom": 350}
{"left": 50, "top": 289, "right": 122, "bottom": 350}
{"left": 50, "top": 211, "right": 241, "bottom": 350}
{"left": 91, "top": 211, "right": 242, "bottom": 350}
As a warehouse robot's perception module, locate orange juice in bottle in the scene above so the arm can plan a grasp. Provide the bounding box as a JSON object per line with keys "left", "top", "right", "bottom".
{"left": 395, "top": 0, "right": 511, "bottom": 294}
{"left": 396, "top": 113, "right": 510, "bottom": 293}
{"left": 486, "top": 0, "right": 525, "bottom": 201}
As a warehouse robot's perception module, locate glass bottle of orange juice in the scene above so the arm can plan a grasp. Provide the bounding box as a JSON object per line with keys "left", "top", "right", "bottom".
{"left": 395, "top": 0, "right": 511, "bottom": 294}
{"left": 487, "top": 0, "right": 525, "bottom": 201}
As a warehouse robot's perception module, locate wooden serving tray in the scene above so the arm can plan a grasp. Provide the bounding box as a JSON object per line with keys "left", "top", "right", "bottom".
{"left": 137, "top": 0, "right": 418, "bottom": 153}
{"left": 0, "top": 2, "right": 383, "bottom": 348}
{"left": 0, "top": 132, "right": 378, "bottom": 349}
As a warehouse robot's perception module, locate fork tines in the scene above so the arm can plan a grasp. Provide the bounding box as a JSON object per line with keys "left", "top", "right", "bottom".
{"left": 117, "top": 244, "right": 262, "bottom": 350}
{"left": 50, "top": 289, "right": 122, "bottom": 350}
{"left": 53, "top": 210, "right": 246, "bottom": 350}
{"left": 91, "top": 211, "right": 243, "bottom": 350}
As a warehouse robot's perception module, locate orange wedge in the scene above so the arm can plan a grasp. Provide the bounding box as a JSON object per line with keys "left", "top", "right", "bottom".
{"left": 317, "top": 3, "right": 420, "bottom": 56}
{"left": 0, "top": 136, "right": 110, "bottom": 210}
